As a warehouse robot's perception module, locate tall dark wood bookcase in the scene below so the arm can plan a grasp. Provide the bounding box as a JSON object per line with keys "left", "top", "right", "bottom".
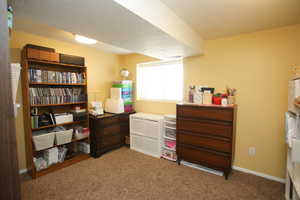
{"left": 21, "top": 46, "right": 90, "bottom": 178}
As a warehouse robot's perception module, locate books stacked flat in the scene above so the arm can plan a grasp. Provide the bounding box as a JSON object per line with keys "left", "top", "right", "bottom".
{"left": 29, "top": 87, "right": 85, "bottom": 105}
{"left": 29, "top": 68, "right": 85, "bottom": 84}
{"left": 112, "top": 80, "right": 133, "bottom": 112}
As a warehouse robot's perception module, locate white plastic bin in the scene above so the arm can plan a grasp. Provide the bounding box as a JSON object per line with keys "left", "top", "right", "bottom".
{"left": 162, "top": 148, "right": 177, "bottom": 161}
{"left": 164, "top": 139, "right": 176, "bottom": 150}
{"left": 55, "top": 129, "right": 73, "bottom": 145}
{"left": 32, "top": 131, "right": 56, "bottom": 151}
{"left": 165, "top": 121, "right": 176, "bottom": 129}
{"left": 164, "top": 114, "right": 176, "bottom": 122}
{"left": 165, "top": 128, "right": 176, "bottom": 139}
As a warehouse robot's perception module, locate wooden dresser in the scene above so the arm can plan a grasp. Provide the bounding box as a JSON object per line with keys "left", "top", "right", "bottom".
{"left": 176, "top": 104, "right": 236, "bottom": 179}
{"left": 89, "top": 112, "right": 133, "bottom": 158}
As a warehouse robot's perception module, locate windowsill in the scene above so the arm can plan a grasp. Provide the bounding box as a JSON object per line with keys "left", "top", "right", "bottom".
{"left": 136, "top": 99, "right": 182, "bottom": 103}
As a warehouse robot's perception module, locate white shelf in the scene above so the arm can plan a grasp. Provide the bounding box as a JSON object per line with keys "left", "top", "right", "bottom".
{"left": 162, "top": 115, "right": 177, "bottom": 162}
{"left": 162, "top": 145, "right": 176, "bottom": 151}
{"left": 165, "top": 126, "right": 176, "bottom": 130}
{"left": 286, "top": 148, "right": 300, "bottom": 199}
{"left": 164, "top": 120, "right": 176, "bottom": 124}
{"left": 163, "top": 135, "right": 176, "bottom": 140}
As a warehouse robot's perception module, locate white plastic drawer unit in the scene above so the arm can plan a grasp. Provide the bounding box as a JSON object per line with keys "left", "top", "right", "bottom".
{"left": 131, "top": 117, "right": 160, "bottom": 139}
{"left": 130, "top": 113, "right": 163, "bottom": 158}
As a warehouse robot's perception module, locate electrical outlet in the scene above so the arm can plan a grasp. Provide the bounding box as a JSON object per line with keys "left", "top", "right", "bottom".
{"left": 249, "top": 147, "right": 256, "bottom": 156}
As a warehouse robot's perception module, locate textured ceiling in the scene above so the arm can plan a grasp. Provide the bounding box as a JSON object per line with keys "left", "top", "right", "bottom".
{"left": 161, "top": 0, "right": 300, "bottom": 39}
{"left": 12, "top": 0, "right": 201, "bottom": 59}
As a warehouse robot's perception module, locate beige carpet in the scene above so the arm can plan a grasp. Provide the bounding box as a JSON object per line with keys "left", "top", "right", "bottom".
{"left": 21, "top": 147, "right": 284, "bottom": 200}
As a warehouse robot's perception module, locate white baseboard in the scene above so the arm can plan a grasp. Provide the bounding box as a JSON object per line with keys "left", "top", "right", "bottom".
{"left": 19, "top": 168, "right": 27, "bottom": 174}
{"left": 233, "top": 166, "right": 285, "bottom": 183}
{"left": 18, "top": 166, "right": 285, "bottom": 183}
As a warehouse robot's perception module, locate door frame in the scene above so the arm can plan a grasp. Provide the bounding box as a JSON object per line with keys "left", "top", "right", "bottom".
{"left": 0, "top": 1, "right": 21, "bottom": 199}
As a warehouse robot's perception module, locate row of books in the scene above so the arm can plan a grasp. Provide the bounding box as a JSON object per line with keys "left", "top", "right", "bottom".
{"left": 29, "top": 88, "right": 86, "bottom": 105}
{"left": 28, "top": 69, "right": 86, "bottom": 84}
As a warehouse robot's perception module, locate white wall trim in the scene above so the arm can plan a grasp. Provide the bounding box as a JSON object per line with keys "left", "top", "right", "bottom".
{"left": 19, "top": 168, "right": 27, "bottom": 174}
{"left": 19, "top": 166, "right": 286, "bottom": 183}
{"left": 233, "top": 166, "right": 285, "bottom": 183}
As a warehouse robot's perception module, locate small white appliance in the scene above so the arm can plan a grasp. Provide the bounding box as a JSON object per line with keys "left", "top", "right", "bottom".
{"left": 90, "top": 101, "right": 104, "bottom": 115}
{"left": 105, "top": 98, "right": 124, "bottom": 114}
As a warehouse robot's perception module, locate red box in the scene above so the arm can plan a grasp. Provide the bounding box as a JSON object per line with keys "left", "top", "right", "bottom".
{"left": 213, "top": 96, "right": 222, "bottom": 105}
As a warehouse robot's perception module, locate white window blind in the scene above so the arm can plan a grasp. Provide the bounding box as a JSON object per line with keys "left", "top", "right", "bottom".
{"left": 137, "top": 59, "right": 183, "bottom": 101}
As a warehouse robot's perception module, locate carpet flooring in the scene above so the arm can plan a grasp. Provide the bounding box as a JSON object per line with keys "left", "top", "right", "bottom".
{"left": 21, "top": 147, "right": 284, "bottom": 200}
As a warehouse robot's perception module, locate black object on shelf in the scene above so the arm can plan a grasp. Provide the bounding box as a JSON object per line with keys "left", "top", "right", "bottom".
{"left": 59, "top": 54, "right": 85, "bottom": 66}
{"left": 201, "top": 87, "right": 215, "bottom": 94}
{"left": 72, "top": 112, "right": 88, "bottom": 121}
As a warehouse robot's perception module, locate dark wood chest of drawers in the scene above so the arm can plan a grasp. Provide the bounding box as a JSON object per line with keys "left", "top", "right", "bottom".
{"left": 176, "top": 104, "right": 236, "bottom": 179}
{"left": 89, "top": 112, "right": 132, "bottom": 158}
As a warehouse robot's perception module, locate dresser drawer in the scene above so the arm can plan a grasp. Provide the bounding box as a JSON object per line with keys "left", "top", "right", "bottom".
{"left": 120, "top": 123, "right": 129, "bottom": 136}
{"left": 119, "top": 114, "right": 129, "bottom": 123}
{"left": 177, "top": 119, "right": 232, "bottom": 138}
{"left": 98, "top": 134, "right": 122, "bottom": 148}
{"left": 96, "top": 116, "right": 119, "bottom": 127}
{"left": 177, "top": 145, "right": 230, "bottom": 169}
{"left": 177, "top": 131, "right": 231, "bottom": 153}
{"left": 177, "top": 105, "right": 233, "bottom": 122}
{"left": 96, "top": 124, "right": 120, "bottom": 137}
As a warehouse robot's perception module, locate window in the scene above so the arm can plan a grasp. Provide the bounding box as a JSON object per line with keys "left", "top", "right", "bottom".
{"left": 137, "top": 59, "right": 183, "bottom": 101}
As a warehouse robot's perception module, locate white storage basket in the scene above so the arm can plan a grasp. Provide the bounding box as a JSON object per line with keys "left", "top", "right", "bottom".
{"left": 55, "top": 114, "right": 73, "bottom": 124}
{"left": 55, "top": 129, "right": 73, "bottom": 145}
{"left": 33, "top": 132, "right": 56, "bottom": 151}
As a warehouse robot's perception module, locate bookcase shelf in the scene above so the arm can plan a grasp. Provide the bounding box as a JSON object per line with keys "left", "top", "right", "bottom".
{"left": 21, "top": 46, "right": 90, "bottom": 179}
{"left": 30, "top": 102, "right": 87, "bottom": 107}
{"left": 32, "top": 120, "right": 86, "bottom": 131}
{"left": 34, "top": 137, "right": 89, "bottom": 152}
{"left": 28, "top": 58, "right": 87, "bottom": 69}
{"left": 36, "top": 153, "right": 90, "bottom": 177}
{"left": 29, "top": 82, "right": 87, "bottom": 86}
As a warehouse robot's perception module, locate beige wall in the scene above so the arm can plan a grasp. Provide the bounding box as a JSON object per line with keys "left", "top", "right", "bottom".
{"left": 11, "top": 24, "right": 300, "bottom": 178}
{"left": 10, "top": 31, "right": 121, "bottom": 170}
{"left": 120, "top": 24, "right": 300, "bottom": 178}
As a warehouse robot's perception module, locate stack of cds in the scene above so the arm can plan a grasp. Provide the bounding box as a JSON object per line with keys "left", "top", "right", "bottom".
{"left": 29, "top": 87, "right": 85, "bottom": 105}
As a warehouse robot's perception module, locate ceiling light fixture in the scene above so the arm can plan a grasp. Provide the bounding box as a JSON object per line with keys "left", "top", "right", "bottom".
{"left": 75, "top": 34, "right": 97, "bottom": 44}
